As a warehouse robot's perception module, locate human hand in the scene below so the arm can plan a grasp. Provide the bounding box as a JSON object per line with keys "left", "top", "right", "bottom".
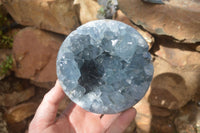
{"left": 29, "top": 80, "right": 136, "bottom": 133}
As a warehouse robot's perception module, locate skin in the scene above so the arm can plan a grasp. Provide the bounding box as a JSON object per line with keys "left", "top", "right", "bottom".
{"left": 29, "top": 80, "right": 136, "bottom": 133}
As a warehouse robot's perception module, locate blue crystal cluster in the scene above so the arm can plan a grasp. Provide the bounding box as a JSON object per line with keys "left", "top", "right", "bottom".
{"left": 56, "top": 20, "right": 154, "bottom": 114}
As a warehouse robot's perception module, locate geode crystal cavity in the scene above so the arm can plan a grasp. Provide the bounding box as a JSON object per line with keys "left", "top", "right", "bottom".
{"left": 56, "top": 20, "right": 154, "bottom": 114}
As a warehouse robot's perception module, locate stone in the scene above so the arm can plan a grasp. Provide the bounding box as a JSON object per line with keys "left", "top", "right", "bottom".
{"left": 12, "top": 27, "right": 64, "bottom": 85}
{"left": 152, "top": 37, "right": 200, "bottom": 105}
{"left": 5, "top": 102, "right": 39, "bottom": 123}
{"left": 27, "top": 86, "right": 49, "bottom": 104}
{"left": 149, "top": 57, "right": 200, "bottom": 110}
{"left": 115, "top": 10, "right": 154, "bottom": 50}
{"left": 2, "top": 0, "right": 80, "bottom": 35}
{"left": 150, "top": 116, "right": 176, "bottom": 133}
{"left": 30, "top": 80, "right": 56, "bottom": 90}
{"left": 153, "top": 37, "right": 200, "bottom": 103}
{"left": 134, "top": 88, "right": 152, "bottom": 133}
{"left": 0, "top": 75, "right": 30, "bottom": 93}
{"left": 0, "top": 87, "right": 35, "bottom": 107}
{"left": 193, "top": 88, "right": 200, "bottom": 104}
{"left": 196, "top": 45, "right": 200, "bottom": 52}
{"left": 118, "top": 0, "right": 200, "bottom": 43}
{"left": 150, "top": 106, "right": 171, "bottom": 117}
{"left": 0, "top": 113, "right": 8, "bottom": 133}
{"left": 134, "top": 87, "right": 175, "bottom": 133}
{"left": 73, "top": 0, "right": 100, "bottom": 24}
{"left": 7, "top": 121, "right": 27, "bottom": 133}
{"left": 97, "top": 0, "right": 118, "bottom": 19}
{"left": 0, "top": 80, "right": 10, "bottom": 93}
{"left": 154, "top": 37, "right": 200, "bottom": 68}
{"left": 57, "top": 20, "right": 154, "bottom": 114}
{"left": 174, "top": 102, "right": 200, "bottom": 133}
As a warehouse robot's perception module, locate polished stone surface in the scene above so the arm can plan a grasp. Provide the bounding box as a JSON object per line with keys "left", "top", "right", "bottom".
{"left": 56, "top": 20, "right": 153, "bottom": 114}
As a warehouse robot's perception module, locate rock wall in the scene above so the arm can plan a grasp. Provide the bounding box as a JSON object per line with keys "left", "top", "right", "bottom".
{"left": 1, "top": 0, "right": 200, "bottom": 133}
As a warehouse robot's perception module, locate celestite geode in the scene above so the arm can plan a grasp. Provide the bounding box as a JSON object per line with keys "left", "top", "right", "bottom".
{"left": 56, "top": 20, "right": 154, "bottom": 114}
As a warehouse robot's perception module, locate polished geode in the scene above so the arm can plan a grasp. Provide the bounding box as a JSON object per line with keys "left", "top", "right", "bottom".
{"left": 56, "top": 20, "right": 154, "bottom": 114}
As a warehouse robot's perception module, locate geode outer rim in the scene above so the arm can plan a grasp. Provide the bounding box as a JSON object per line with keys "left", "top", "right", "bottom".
{"left": 56, "top": 19, "right": 154, "bottom": 114}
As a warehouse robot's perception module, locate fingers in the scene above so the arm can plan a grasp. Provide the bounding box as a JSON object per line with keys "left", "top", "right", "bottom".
{"left": 58, "top": 103, "right": 103, "bottom": 132}
{"left": 106, "top": 108, "right": 136, "bottom": 133}
{"left": 30, "top": 80, "right": 65, "bottom": 129}
{"left": 62, "top": 102, "right": 102, "bottom": 119}
{"left": 64, "top": 103, "right": 102, "bottom": 121}
{"left": 101, "top": 113, "right": 121, "bottom": 130}
{"left": 58, "top": 102, "right": 77, "bottom": 120}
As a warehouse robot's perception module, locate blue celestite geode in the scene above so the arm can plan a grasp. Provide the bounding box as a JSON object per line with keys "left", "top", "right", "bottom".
{"left": 56, "top": 20, "right": 154, "bottom": 114}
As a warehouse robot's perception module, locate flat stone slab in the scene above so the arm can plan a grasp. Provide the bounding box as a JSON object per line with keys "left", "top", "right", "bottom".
{"left": 119, "top": 0, "right": 200, "bottom": 43}
{"left": 56, "top": 20, "right": 153, "bottom": 114}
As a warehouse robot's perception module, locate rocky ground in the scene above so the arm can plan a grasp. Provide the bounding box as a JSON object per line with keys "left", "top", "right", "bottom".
{"left": 0, "top": 0, "right": 200, "bottom": 133}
